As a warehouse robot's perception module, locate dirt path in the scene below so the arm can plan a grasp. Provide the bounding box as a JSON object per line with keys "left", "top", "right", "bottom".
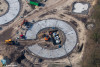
{"left": 0, "top": 28, "right": 13, "bottom": 41}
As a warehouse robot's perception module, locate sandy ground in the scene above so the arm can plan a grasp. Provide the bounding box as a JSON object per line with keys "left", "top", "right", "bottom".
{"left": 0, "top": 0, "right": 96, "bottom": 67}
{"left": 92, "top": 0, "right": 97, "bottom": 6}
{"left": 0, "top": 55, "right": 3, "bottom": 67}
{"left": 0, "top": 0, "right": 8, "bottom": 16}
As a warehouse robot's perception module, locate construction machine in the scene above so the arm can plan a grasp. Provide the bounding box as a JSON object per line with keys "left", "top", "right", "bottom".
{"left": 44, "top": 36, "right": 50, "bottom": 41}
{"left": 20, "top": 19, "right": 32, "bottom": 28}
{"left": 20, "top": 19, "right": 28, "bottom": 27}
{"left": 5, "top": 39, "right": 19, "bottom": 45}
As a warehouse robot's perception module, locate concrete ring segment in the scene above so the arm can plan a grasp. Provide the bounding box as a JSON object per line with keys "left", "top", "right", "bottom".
{"left": 26, "top": 19, "right": 77, "bottom": 59}
{"left": 0, "top": 0, "right": 20, "bottom": 25}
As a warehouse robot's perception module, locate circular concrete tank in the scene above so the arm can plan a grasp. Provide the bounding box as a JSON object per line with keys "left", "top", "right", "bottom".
{"left": 26, "top": 19, "right": 77, "bottom": 59}
{"left": 0, "top": 0, "right": 20, "bottom": 25}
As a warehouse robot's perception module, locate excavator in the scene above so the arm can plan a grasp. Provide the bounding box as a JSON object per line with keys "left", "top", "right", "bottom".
{"left": 5, "top": 39, "right": 19, "bottom": 45}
